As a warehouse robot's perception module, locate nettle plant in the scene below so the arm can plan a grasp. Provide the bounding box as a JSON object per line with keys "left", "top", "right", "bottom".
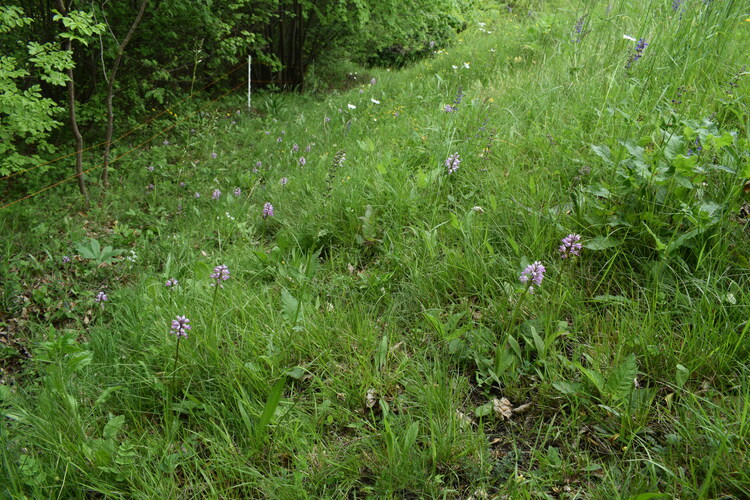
{"left": 576, "top": 115, "right": 745, "bottom": 263}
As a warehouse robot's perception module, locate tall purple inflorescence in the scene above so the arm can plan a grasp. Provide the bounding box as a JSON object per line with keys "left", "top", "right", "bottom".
{"left": 626, "top": 38, "right": 648, "bottom": 68}
{"left": 445, "top": 153, "right": 461, "bottom": 174}
{"left": 519, "top": 261, "right": 546, "bottom": 294}
{"left": 559, "top": 234, "right": 583, "bottom": 259}
{"left": 165, "top": 278, "right": 179, "bottom": 287}
{"left": 212, "top": 189, "right": 221, "bottom": 200}
{"left": 95, "top": 291, "right": 108, "bottom": 302}
{"left": 170, "top": 315, "right": 191, "bottom": 338}
{"left": 210, "top": 265, "right": 230, "bottom": 288}
{"left": 262, "top": 202, "right": 274, "bottom": 219}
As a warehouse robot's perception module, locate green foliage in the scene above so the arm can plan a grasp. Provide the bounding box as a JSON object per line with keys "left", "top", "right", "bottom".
{"left": 1, "top": 0, "right": 750, "bottom": 497}
{"left": 578, "top": 115, "right": 742, "bottom": 264}
{"left": 74, "top": 238, "right": 126, "bottom": 266}
{"left": 0, "top": 4, "right": 104, "bottom": 178}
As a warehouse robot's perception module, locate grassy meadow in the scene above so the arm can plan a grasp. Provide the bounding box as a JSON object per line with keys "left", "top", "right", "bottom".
{"left": 2, "top": 0, "right": 750, "bottom": 497}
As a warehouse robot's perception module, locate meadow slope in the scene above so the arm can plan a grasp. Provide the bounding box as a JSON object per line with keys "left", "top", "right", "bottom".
{"left": 2, "top": 1, "right": 750, "bottom": 498}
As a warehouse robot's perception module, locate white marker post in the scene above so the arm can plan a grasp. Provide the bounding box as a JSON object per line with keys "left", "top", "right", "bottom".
{"left": 247, "top": 55, "right": 252, "bottom": 112}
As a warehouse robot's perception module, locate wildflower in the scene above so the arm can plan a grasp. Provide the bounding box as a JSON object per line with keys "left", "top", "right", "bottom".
{"left": 299, "top": 157, "right": 306, "bottom": 166}
{"left": 359, "top": 89, "right": 363, "bottom": 94}
{"left": 370, "top": 78, "right": 376, "bottom": 85}
{"left": 445, "top": 153, "right": 461, "bottom": 174}
{"left": 126, "top": 250, "right": 138, "bottom": 262}
{"left": 280, "top": 177, "right": 288, "bottom": 186}
{"left": 371, "top": 98, "right": 380, "bottom": 104}
{"left": 292, "top": 143, "right": 299, "bottom": 153}
{"left": 626, "top": 38, "right": 648, "bottom": 68}
{"left": 147, "top": 165, "right": 155, "bottom": 172}
{"left": 262, "top": 202, "right": 274, "bottom": 219}
{"left": 559, "top": 234, "right": 583, "bottom": 258}
{"left": 194, "top": 192, "right": 201, "bottom": 199}
{"left": 179, "top": 181, "right": 186, "bottom": 187}
{"left": 277, "top": 137, "right": 283, "bottom": 143}
{"left": 444, "top": 104, "right": 456, "bottom": 113}
{"left": 672, "top": 0, "right": 683, "bottom": 11}
{"left": 95, "top": 291, "right": 108, "bottom": 302}
{"left": 210, "top": 264, "right": 230, "bottom": 287}
{"left": 324, "top": 116, "right": 331, "bottom": 123}
{"left": 165, "top": 278, "right": 179, "bottom": 287}
{"left": 234, "top": 187, "right": 241, "bottom": 197}
{"left": 429, "top": 40, "right": 435, "bottom": 48}
{"left": 452, "top": 65, "right": 458, "bottom": 69}
{"left": 170, "top": 315, "right": 191, "bottom": 338}
{"left": 146, "top": 183, "right": 155, "bottom": 191}
{"left": 265, "top": 130, "right": 270, "bottom": 135}
{"left": 163, "top": 139, "right": 170, "bottom": 146}
{"left": 453, "top": 86, "right": 464, "bottom": 106}
{"left": 211, "top": 152, "right": 218, "bottom": 159}
{"left": 687, "top": 137, "right": 702, "bottom": 156}
{"left": 348, "top": 104, "right": 356, "bottom": 109}
{"left": 225, "top": 211, "right": 236, "bottom": 221}
{"left": 305, "top": 144, "right": 312, "bottom": 153}
{"left": 519, "top": 261, "right": 546, "bottom": 293}
{"left": 623, "top": 34, "right": 636, "bottom": 41}
{"left": 255, "top": 161, "right": 262, "bottom": 169}
{"left": 573, "top": 15, "right": 588, "bottom": 42}
{"left": 463, "top": 62, "right": 470, "bottom": 69}
{"left": 212, "top": 189, "right": 221, "bottom": 200}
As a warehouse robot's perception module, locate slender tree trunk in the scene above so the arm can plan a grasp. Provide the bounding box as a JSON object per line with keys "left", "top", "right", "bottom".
{"left": 295, "top": 0, "right": 304, "bottom": 89}
{"left": 57, "top": 0, "right": 88, "bottom": 208}
{"left": 103, "top": 0, "right": 148, "bottom": 188}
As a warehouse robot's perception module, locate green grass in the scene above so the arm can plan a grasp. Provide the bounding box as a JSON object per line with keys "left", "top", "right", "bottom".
{"left": 2, "top": 0, "right": 750, "bottom": 498}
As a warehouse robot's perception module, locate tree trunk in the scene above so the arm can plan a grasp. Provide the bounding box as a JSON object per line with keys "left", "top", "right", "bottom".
{"left": 57, "top": 0, "right": 88, "bottom": 208}
{"left": 103, "top": 0, "right": 148, "bottom": 188}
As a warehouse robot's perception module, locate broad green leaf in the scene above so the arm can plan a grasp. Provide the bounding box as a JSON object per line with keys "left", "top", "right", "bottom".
{"left": 103, "top": 415, "right": 125, "bottom": 440}
{"left": 552, "top": 381, "right": 580, "bottom": 394}
{"left": 584, "top": 236, "right": 622, "bottom": 251}
{"left": 375, "top": 334, "right": 388, "bottom": 371}
{"left": 255, "top": 377, "right": 286, "bottom": 443}
{"left": 281, "top": 288, "right": 300, "bottom": 323}
{"left": 193, "top": 261, "right": 211, "bottom": 280}
{"left": 575, "top": 362, "right": 606, "bottom": 395}
{"left": 423, "top": 312, "right": 445, "bottom": 338}
{"left": 403, "top": 421, "right": 419, "bottom": 450}
{"left": 94, "top": 386, "right": 123, "bottom": 408}
{"left": 591, "top": 144, "right": 612, "bottom": 165}
{"left": 675, "top": 364, "right": 690, "bottom": 389}
{"left": 604, "top": 353, "right": 637, "bottom": 400}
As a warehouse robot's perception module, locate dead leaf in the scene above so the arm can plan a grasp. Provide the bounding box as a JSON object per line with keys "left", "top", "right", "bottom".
{"left": 493, "top": 397, "right": 513, "bottom": 419}
{"left": 512, "top": 402, "right": 532, "bottom": 414}
{"left": 365, "top": 388, "right": 378, "bottom": 408}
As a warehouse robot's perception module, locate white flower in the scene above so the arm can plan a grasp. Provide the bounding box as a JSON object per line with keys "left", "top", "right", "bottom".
{"left": 463, "top": 62, "right": 470, "bottom": 69}
{"left": 371, "top": 98, "right": 380, "bottom": 104}
{"left": 478, "top": 22, "right": 486, "bottom": 27}
{"left": 623, "top": 34, "right": 636, "bottom": 41}
{"left": 347, "top": 103, "right": 356, "bottom": 109}
{"left": 452, "top": 65, "right": 458, "bottom": 69}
